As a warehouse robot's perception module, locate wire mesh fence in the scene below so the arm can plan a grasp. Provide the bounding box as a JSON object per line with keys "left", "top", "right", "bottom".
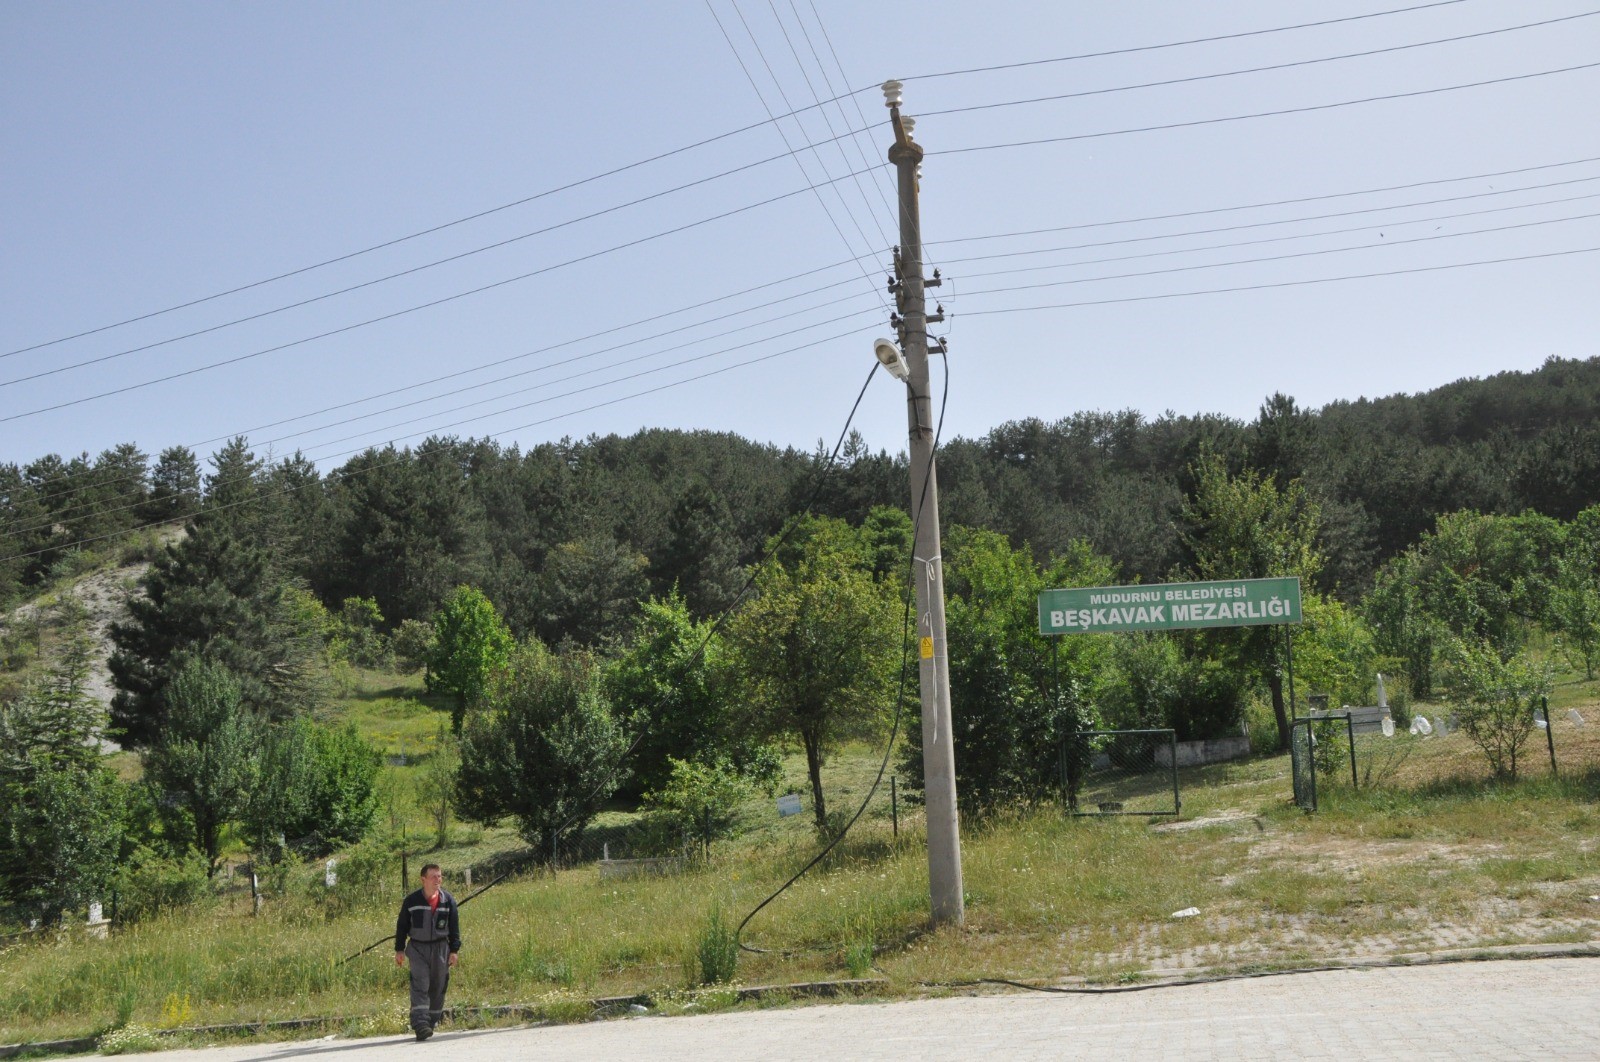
{"left": 1305, "top": 700, "right": 1596, "bottom": 794}
{"left": 1061, "top": 729, "right": 1180, "bottom": 816}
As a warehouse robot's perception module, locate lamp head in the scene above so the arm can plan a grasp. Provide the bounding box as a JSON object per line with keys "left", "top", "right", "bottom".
{"left": 874, "top": 337, "right": 910, "bottom": 381}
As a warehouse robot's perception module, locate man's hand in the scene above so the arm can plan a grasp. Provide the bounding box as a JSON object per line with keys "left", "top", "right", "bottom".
{"left": 448, "top": 952, "right": 459, "bottom": 968}
{"left": 395, "top": 951, "right": 406, "bottom": 968}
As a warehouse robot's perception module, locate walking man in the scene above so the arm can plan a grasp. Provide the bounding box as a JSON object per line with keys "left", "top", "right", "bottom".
{"left": 395, "top": 863, "right": 461, "bottom": 1041}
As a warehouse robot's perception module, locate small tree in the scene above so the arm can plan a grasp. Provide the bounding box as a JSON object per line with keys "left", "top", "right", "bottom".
{"left": 728, "top": 517, "right": 899, "bottom": 834}
{"left": 424, "top": 585, "right": 513, "bottom": 732}
{"left": 0, "top": 666, "right": 125, "bottom": 922}
{"left": 418, "top": 721, "right": 459, "bottom": 849}
{"left": 1443, "top": 639, "right": 1552, "bottom": 782}
{"left": 142, "top": 660, "right": 260, "bottom": 873}
{"left": 454, "top": 642, "right": 626, "bottom": 859}
{"left": 1548, "top": 558, "right": 1600, "bottom": 680}
{"left": 641, "top": 757, "right": 753, "bottom": 853}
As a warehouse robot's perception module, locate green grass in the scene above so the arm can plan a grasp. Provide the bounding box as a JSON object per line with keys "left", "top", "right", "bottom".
{"left": 3, "top": 657, "right": 1597, "bottom": 1046}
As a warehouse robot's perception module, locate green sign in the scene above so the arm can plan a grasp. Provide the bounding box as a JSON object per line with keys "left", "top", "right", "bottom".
{"left": 1038, "top": 577, "right": 1302, "bottom": 635}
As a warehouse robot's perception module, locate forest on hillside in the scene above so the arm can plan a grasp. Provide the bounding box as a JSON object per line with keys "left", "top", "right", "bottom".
{"left": 6, "top": 354, "right": 1600, "bottom": 628}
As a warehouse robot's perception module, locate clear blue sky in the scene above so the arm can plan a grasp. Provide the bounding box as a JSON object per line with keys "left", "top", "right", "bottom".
{"left": 4, "top": 1, "right": 1597, "bottom": 472}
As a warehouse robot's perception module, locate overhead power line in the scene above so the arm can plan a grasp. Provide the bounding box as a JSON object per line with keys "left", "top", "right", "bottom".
{"left": 921, "top": 10, "right": 1600, "bottom": 121}
{"left": 3, "top": 0, "right": 1508, "bottom": 362}
{"left": 937, "top": 175, "right": 1600, "bottom": 267}
{"left": 0, "top": 162, "right": 890, "bottom": 424}
{"left": 901, "top": 0, "right": 1472, "bottom": 81}
{"left": 929, "top": 156, "right": 1600, "bottom": 247}
{"left": 9, "top": 298, "right": 882, "bottom": 536}
{"left": 958, "top": 243, "right": 1600, "bottom": 317}
{"left": 935, "top": 60, "right": 1600, "bottom": 157}
{"left": 954, "top": 208, "right": 1600, "bottom": 301}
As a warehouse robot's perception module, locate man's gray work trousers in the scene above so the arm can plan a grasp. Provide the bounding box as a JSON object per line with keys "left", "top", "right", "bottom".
{"left": 406, "top": 939, "right": 451, "bottom": 1032}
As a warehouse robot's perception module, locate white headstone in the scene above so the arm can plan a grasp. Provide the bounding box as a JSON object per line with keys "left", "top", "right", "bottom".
{"left": 1381, "top": 716, "right": 1395, "bottom": 738}
{"left": 1410, "top": 716, "right": 1433, "bottom": 736}
{"left": 88, "top": 901, "right": 103, "bottom": 924}
{"left": 324, "top": 859, "right": 338, "bottom": 887}
{"left": 777, "top": 793, "right": 803, "bottom": 818}
{"left": 1376, "top": 673, "right": 1388, "bottom": 709}
{"left": 1569, "top": 709, "right": 1586, "bottom": 726}
{"left": 1534, "top": 709, "right": 1548, "bottom": 730}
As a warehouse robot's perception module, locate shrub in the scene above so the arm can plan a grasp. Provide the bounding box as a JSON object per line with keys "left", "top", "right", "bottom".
{"left": 1442, "top": 638, "right": 1553, "bottom": 782}
{"left": 114, "top": 846, "right": 209, "bottom": 923}
{"left": 641, "top": 757, "right": 753, "bottom": 853}
{"left": 390, "top": 619, "right": 436, "bottom": 673}
{"left": 695, "top": 908, "right": 739, "bottom": 985}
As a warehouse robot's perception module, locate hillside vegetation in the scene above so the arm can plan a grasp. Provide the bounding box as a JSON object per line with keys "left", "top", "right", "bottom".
{"left": 3, "top": 357, "right": 1600, "bottom": 1046}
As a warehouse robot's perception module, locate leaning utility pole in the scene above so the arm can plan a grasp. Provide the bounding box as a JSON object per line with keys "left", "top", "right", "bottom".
{"left": 883, "top": 79, "right": 963, "bottom": 927}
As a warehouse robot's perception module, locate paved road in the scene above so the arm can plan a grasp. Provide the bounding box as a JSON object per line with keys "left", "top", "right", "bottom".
{"left": 114, "top": 957, "right": 1599, "bottom": 1061}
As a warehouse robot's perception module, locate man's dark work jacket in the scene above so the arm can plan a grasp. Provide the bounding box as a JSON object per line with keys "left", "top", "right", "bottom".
{"left": 395, "top": 888, "right": 462, "bottom": 953}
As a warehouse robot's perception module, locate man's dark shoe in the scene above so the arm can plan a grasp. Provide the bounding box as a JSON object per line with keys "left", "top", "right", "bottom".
{"left": 415, "top": 1027, "right": 433, "bottom": 1042}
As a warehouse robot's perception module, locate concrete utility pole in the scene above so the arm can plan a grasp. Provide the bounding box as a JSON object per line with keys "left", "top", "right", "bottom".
{"left": 882, "top": 79, "right": 963, "bottom": 927}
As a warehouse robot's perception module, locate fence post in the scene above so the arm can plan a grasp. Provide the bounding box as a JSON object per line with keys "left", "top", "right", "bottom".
{"left": 1168, "top": 731, "right": 1180, "bottom": 817}
{"left": 401, "top": 850, "right": 408, "bottom": 893}
{"left": 1544, "top": 694, "right": 1558, "bottom": 777}
{"left": 891, "top": 776, "right": 899, "bottom": 838}
{"left": 1345, "top": 714, "right": 1358, "bottom": 789}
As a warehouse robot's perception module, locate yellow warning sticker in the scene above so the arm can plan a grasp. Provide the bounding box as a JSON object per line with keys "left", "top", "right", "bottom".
{"left": 920, "top": 637, "right": 934, "bottom": 659}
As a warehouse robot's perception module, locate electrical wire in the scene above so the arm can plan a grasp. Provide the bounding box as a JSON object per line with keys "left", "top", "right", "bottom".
{"left": 766, "top": 0, "right": 896, "bottom": 252}
{"left": 955, "top": 242, "right": 1600, "bottom": 318}
{"left": 920, "top": 9, "right": 1600, "bottom": 121}
{"left": 710, "top": 0, "right": 890, "bottom": 312}
{"left": 5, "top": 3, "right": 1526, "bottom": 369}
{"left": 933, "top": 60, "right": 1600, "bottom": 157}
{"left": 7, "top": 251, "right": 886, "bottom": 514}
{"left": 3, "top": 0, "right": 1527, "bottom": 370}
{"left": 0, "top": 162, "right": 891, "bottom": 425}
{"left": 900, "top": 0, "right": 1473, "bottom": 82}
{"left": 931, "top": 155, "right": 1600, "bottom": 247}
{"left": 950, "top": 205, "right": 1600, "bottom": 300}
{"left": 3, "top": 302, "right": 887, "bottom": 542}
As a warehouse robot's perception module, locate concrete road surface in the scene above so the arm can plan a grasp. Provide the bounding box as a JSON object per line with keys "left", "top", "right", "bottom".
{"left": 111, "top": 957, "right": 1599, "bottom": 1061}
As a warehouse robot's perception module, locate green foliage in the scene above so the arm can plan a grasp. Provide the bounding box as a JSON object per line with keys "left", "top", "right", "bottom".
{"left": 641, "top": 757, "right": 754, "bottom": 851}
{"left": 695, "top": 908, "right": 740, "bottom": 986}
{"left": 1181, "top": 453, "right": 1322, "bottom": 748}
{"left": 1442, "top": 639, "right": 1553, "bottom": 782}
{"left": 1548, "top": 545, "right": 1600, "bottom": 680}
{"left": 1292, "top": 595, "right": 1379, "bottom": 709}
{"left": 418, "top": 722, "right": 459, "bottom": 849}
{"left": 424, "top": 585, "right": 513, "bottom": 731}
{"left": 112, "top": 846, "right": 210, "bottom": 924}
{"left": 1368, "top": 510, "right": 1565, "bottom": 694}
{"left": 390, "top": 618, "right": 436, "bottom": 673}
{"left": 728, "top": 516, "right": 901, "bottom": 832}
{"left": 242, "top": 717, "right": 381, "bottom": 859}
{"left": 910, "top": 528, "right": 1114, "bottom": 811}
{"left": 0, "top": 643, "right": 125, "bottom": 921}
{"left": 454, "top": 641, "right": 627, "bottom": 858}
{"left": 109, "top": 449, "right": 326, "bottom": 748}
{"left": 604, "top": 594, "right": 759, "bottom": 797}
{"left": 319, "top": 595, "right": 389, "bottom": 669}
{"left": 143, "top": 660, "right": 260, "bottom": 871}
{"left": 535, "top": 533, "right": 649, "bottom": 646}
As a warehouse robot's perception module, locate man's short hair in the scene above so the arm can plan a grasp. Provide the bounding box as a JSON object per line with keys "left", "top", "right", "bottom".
{"left": 420, "top": 863, "right": 442, "bottom": 878}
